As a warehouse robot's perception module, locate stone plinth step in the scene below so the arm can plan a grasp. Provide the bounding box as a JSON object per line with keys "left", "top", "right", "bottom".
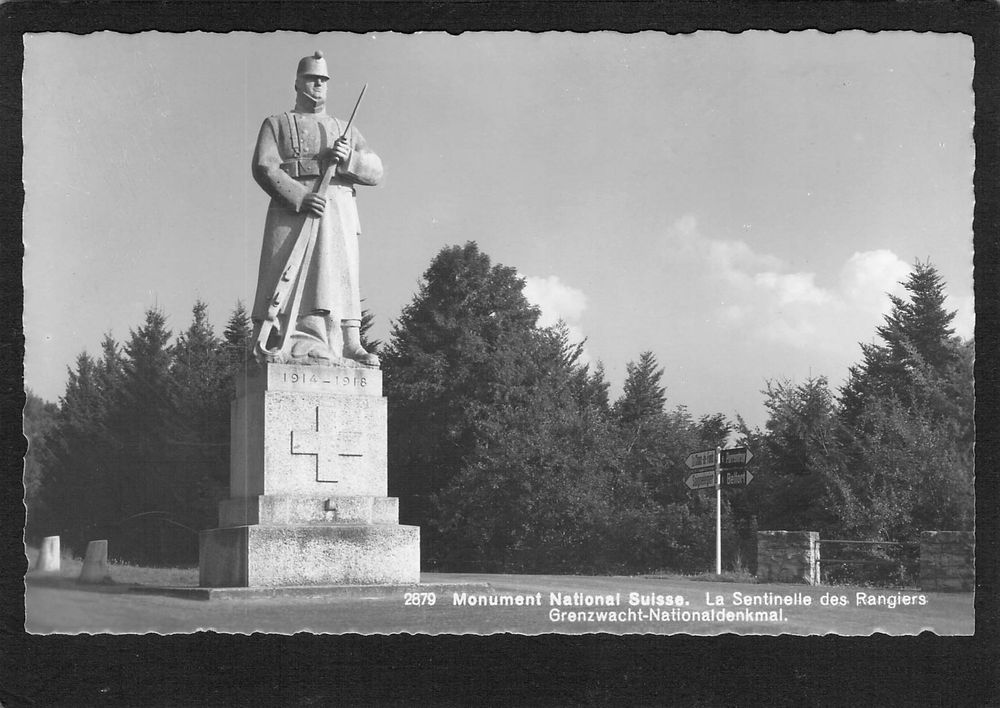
{"left": 130, "top": 581, "right": 492, "bottom": 602}
{"left": 199, "top": 523, "right": 420, "bottom": 587}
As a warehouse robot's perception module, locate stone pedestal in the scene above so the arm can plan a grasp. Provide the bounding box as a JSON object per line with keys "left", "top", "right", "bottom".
{"left": 920, "top": 530, "right": 974, "bottom": 592}
{"left": 756, "top": 531, "right": 820, "bottom": 585}
{"left": 199, "top": 363, "right": 420, "bottom": 587}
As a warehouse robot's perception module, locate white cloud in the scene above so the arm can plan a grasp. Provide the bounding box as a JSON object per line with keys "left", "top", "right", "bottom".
{"left": 662, "top": 214, "right": 916, "bottom": 351}
{"left": 950, "top": 293, "right": 975, "bottom": 340}
{"left": 522, "top": 274, "right": 588, "bottom": 326}
{"left": 709, "top": 238, "right": 783, "bottom": 279}
{"left": 753, "top": 271, "right": 832, "bottom": 306}
{"left": 521, "top": 273, "right": 592, "bottom": 364}
{"left": 839, "top": 249, "right": 910, "bottom": 312}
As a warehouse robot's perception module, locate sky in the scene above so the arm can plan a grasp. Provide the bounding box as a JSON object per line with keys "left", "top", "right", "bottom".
{"left": 22, "top": 31, "right": 974, "bottom": 430}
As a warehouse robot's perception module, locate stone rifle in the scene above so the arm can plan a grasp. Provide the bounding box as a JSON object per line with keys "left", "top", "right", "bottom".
{"left": 254, "top": 83, "right": 369, "bottom": 362}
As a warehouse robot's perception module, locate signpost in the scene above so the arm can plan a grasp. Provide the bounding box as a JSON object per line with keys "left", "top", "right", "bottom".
{"left": 684, "top": 470, "right": 716, "bottom": 491}
{"left": 720, "top": 469, "right": 754, "bottom": 488}
{"left": 685, "top": 449, "right": 716, "bottom": 470}
{"left": 683, "top": 445, "right": 756, "bottom": 575}
{"left": 685, "top": 468, "right": 755, "bottom": 490}
{"left": 720, "top": 447, "right": 753, "bottom": 469}
{"left": 714, "top": 448, "right": 721, "bottom": 574}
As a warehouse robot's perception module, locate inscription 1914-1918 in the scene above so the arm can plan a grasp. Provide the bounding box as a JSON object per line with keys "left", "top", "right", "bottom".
{"left": 257, "top": 363, "right": 382, "bottom": 397}
{"left": 283, "top": 371, "right": 368, "bottom": 388}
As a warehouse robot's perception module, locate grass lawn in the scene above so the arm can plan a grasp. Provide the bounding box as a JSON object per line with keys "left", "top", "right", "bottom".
{"left": 22, "top": 550, "right": 974, "bottom": 635}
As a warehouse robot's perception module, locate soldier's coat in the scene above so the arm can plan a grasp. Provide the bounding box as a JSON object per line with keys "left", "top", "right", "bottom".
{"left": 251, "top": 110, "right": 383, "bottom": 327}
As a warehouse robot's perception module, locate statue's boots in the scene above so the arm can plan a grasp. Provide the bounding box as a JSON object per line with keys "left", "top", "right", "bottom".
{"left": 341, "top": 319, "right": 379, "bottom": 367}
{"left": 289, "top": 313, "right": 336, "bottom": 361}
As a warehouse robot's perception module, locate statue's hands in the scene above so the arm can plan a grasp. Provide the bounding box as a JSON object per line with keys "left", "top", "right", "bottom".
{"left": 331, "top": 136, "right": 352, "bottom": 166}
{"left": 301, "top": 193, "right": 326, "bottom": 217}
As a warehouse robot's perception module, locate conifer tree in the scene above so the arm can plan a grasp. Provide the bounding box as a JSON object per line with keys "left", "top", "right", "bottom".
{"left": 222, "top": 300, "right": 253, "bottom": 371}
{"left": 113, "top": 308, "right": 179, "bottom": 518}
{"left": 97, "top": 332, "right": 125, "bottom": 390}
{"left": 879, "top": 261, "right": 956, "bottom": 370}
{"left": 573, "top": 361, "right": 611, "bottom": 413}
{"left": 614, "top": 351, "right": 666, "bottom": 425}
{"left": 609, "top": 353, "right": 743, "bottom": 571}
{"left": 171, "top": 301, "right": 230, "bottom": 528}
{"left": 835, "top": 260, "right": 973, "bottom": 537}
{"left": 612, "top": 351, "right": 671, "bottom": 511}
{"left": 44, "top": 347, "right": 122, "bottom": 552}
{"left": 360, "top": 307, "right": 382, "bottom": 354}
{"left": 173, "top": 300, "right": 227, "bottom": 432}
{"left": 549, "top": 321, "right": 610, "bottom": 413}
{"left": 841, "top": 260, "right": 962, "bottom": 423}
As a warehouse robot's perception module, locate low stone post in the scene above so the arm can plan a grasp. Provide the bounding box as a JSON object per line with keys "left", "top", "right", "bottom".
{"left": 756, "top": 531, "right": 820, "bottom": 585}
{"left": 78, "top": 540, "right": 111, "bottom": 584}
{"left": 35, "top": 535, "right": 61, "bottom": 573}
{"left": 920, "top": 531, "right": 974, "bottom": 592}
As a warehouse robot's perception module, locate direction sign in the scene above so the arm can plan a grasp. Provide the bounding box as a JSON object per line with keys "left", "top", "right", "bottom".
{"left": 720, "top": 446, "right": 754, "bottom": 469}
{"left": 720, "top": 469, "right": 754, "bottom": 488}
{"left": 685, "top": 449, "right": 716, "bottom": 470}
{"left": 685, "top": 470, "right": 716, "bottom": 491}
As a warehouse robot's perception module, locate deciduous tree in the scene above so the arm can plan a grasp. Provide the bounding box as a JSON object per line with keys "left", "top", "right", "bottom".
{"left": 382, "top": 242, "right": 542, "bottom": 537}
{"left": 384, "top": 242, "right": 645, "bottom": 570}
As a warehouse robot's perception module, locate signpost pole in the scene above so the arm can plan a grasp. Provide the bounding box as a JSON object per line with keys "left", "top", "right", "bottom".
{"left": 715, "top": 445, "right": 722, "bottom": 575}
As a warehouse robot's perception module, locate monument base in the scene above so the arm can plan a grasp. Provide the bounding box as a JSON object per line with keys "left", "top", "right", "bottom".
{"left": 199, "top": 361, "right": 420, "bottom": 588}
{"left": 199, "top": 523, "right": 420, "bottom": 587}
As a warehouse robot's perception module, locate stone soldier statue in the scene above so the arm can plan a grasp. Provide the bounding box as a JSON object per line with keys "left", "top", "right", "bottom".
{"left": 251, "top": 51, "right": 383, "bottom": 366}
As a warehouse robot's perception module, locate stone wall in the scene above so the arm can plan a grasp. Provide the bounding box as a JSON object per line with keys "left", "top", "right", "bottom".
{"left": 920, "top": 531, "right": 974, "bottom": 592}
{"left": 756, "top": 531, "right": 820, "bottom": 585}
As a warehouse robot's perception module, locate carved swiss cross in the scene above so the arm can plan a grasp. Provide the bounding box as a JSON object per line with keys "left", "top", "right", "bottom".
{"left": 290, "top": 406, "right": 365, "bottom": 483}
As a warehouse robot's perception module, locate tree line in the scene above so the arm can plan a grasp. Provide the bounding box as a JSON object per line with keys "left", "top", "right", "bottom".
{"left": 24, "top": 302, "right": 254, "bottom": 563}
{"left": 23, "top": 243, "right": 973, "bottom": 573}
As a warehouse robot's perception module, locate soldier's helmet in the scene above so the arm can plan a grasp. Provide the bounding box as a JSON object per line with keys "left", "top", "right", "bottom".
{"left": 297, "top": 51, "right": 330, "bottom": 79}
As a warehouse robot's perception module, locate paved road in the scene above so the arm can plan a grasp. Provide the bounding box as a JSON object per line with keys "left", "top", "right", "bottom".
{"left": 23, "top": 572, "right": 973, "bottom": 635}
